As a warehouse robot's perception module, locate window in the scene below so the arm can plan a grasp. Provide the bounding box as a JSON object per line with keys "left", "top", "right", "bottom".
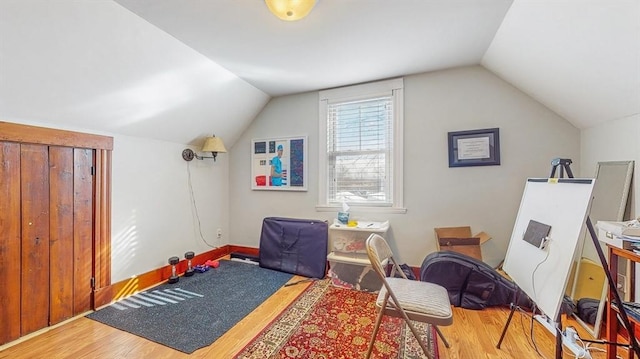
{"left": 318, "top": 78, "right": 405, "bottom": 212}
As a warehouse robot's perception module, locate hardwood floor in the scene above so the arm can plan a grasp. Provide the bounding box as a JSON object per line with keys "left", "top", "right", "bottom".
{"left": 0, "top": 275, "right": 625, "bottom": 359}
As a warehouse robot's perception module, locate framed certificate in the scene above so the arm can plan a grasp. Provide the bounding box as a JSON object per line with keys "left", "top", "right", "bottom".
{"left": 448, "top": 128, "right": 500, "bottom": 167}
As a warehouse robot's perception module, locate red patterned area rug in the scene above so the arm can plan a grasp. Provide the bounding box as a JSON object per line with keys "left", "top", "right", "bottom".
{"left": 234, "top": 279, "right": 439, "bottom": 359}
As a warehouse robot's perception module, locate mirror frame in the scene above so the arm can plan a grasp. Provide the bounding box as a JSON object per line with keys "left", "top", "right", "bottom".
{"left": 570, "top": 160, "right": 634, "bottom": 338}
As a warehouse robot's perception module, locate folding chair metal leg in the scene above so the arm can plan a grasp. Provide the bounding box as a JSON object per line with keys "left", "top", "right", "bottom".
{"left": 365, "top": 295, "right": 389, "bottom": 359}
{"left": 435, "top": 325, "right": 450, "bottom": 348}
{"left": 389, "top": 292, "right": 434, "bottom": 359}
{"left": 365, "top": 234, "right": 453, "bottom": 358}
{"left": 404, "top": 316, "right": 434, "bottom": 359}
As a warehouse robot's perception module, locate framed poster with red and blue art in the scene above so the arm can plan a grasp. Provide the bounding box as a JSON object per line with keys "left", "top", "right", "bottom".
{"left": 251, "top": 135, "right": 307, "bottom": 191}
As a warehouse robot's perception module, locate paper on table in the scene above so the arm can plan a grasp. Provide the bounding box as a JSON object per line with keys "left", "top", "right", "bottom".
{"left": 331, "top": 219, "right": 389, "bottom": 231}
{"left": 356, "top": 221, "right": 381, "bottom": 229}
{"left": 597, "top": 219, "right": 640, "bottom": 237}
{"left": 621, "top": 235, "right": 640, "bottom": 242}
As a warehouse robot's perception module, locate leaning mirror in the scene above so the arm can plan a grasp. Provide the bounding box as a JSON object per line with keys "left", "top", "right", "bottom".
{"left": 566, "top": 160, "right": 634, "bottom": 338}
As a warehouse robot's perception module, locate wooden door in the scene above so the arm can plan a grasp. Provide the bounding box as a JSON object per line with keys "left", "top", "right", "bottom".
{"left": 49, "top": 147, "right": 94, "bottom": 323}
{"left": 20, "top": 144, "right": 50, "bottom": 335}
{"left": 0, "top": 142, "right": 21, "bottom": 344}
{"left": 28, "top": 146, "right": 94, "bottom": 328}
{"left": 49, "top": 146, "right": 75, "bottom": 324}
{"left": 0, "top": 121, "right": 112, "bottom": 345}
{"left": 72, "top": 148, "right": 94, "bottom": 315}
{"left": 2, "top": 143, "right": 95, "bottom": 338}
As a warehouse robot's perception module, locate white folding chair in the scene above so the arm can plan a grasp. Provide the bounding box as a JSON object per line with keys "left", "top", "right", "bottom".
{"left": 365, "top": 233, "right": 453, "bottom": 359}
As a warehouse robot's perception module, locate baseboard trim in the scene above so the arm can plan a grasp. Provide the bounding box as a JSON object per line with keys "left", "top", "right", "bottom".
{"left": 93, "top": 245, "right": 419, "bottom": 308}
{"left": 93, "top": 244, "right": 259, "bottom": 308}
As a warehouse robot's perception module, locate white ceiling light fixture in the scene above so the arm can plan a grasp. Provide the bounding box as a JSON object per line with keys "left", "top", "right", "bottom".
{"left": 265, "top": 0, "right": 316, "bottom": 21}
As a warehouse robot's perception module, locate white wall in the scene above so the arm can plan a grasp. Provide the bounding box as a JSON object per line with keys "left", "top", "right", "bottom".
{"left": 580, "top": 114, "right": 640, "bottom": 218}
{"left": 229, "top": 66, "right": 580, "bottom": 268}
{"left": 111, "top": 135, "right": 228, "bottom": 282}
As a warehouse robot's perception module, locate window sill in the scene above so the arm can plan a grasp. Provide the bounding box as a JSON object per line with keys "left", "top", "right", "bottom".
{"left": 315, "top": 205, "right": 407, "bottom": 214}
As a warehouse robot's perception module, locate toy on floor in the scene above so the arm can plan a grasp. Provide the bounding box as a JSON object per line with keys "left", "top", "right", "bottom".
{"left": 204, "top": 259, "right": 220, "bottom": 268}
{"left": 194, "top": 264, "right": 210, "bottom": 273}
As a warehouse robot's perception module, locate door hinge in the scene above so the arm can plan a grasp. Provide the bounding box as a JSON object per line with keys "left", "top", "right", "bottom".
{"left": 91, "top": 277, "right": 95, "bottom": 288}
{"left": 90, "top": 166, "right": 95, "bottom": 176}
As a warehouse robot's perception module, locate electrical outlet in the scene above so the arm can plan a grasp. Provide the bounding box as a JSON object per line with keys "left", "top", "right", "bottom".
{"left": 618, "top": 273, "right": 627, "bottom": 293}
{"left": 217, "top": 228, "right": 222, "bottom": 239}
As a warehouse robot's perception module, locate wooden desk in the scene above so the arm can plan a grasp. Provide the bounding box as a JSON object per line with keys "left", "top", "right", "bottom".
{"left": 606, "top": 245, "right": 640, "bottom": 359}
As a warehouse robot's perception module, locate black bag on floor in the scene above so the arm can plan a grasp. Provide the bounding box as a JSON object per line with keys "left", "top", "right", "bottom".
{"left": 259, "top": 217, "right": 328, "bottom": 279}
{"left": 577, "top": 297, "right": 601, "bottom": 325}
{"left": 420, "top": 251, "right": 533, "bottom": 310}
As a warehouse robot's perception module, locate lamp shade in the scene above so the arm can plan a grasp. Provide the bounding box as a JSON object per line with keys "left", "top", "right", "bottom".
{"left": 202, "top": 136, "right": 227, "bottom": 153}
{"left": 265, "top": 0, "right": 316, "bottom": 21}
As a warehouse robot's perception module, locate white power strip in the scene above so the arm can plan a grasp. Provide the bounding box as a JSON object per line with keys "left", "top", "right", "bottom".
{"left": 534, "top": 315, "right": 592, "bottom": 358}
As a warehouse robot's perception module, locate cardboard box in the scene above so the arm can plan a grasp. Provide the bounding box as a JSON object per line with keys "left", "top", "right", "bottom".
{"left": 434, "top": 226, "right": 492, "bottom": 261}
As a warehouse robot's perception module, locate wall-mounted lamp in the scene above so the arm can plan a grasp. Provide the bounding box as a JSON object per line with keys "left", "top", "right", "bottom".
{"left": 265, "top": 0, "right": 316, "bottom": 21}
{"left": 182, "top": 135, "right": 227, "bottom": 162}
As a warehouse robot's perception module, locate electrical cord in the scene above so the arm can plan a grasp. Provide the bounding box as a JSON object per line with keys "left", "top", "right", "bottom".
{"left": 517, "top": 306, "right": 538, "bottom": 353}
{"left": 515, "top": 304, "right": 602, "bottom": 359}
{"left": 585, "top": 343, "right": 605, "bottom": 354}
{"left": 529, "top": 305, "right": 547, "bottom": 358}
{"left": 186, "top": 161, "right": 217, "bottom": 248}
{"left": 572, "top": 334, "right": 587, "bottom": 358}
{"left": 531, "top": 241, "right": 551, "bottom": 303}
{"left": 513, "top": 303, "right": 547, "bottom": 357}
{"left": 525, "top": 246, "right": 551, "bottom": 357}
{"left": 505, "top": 234, "right": 619, "bottom": 358}
{"left": 585, "top": 339, "right": 627, "bottom": 359}
{"left": 584, "top": 342, "right": 623, "bottom": 359}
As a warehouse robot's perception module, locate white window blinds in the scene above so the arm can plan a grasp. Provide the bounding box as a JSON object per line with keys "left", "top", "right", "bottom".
{"left": 318, "top": 77, "right": 404, "bottom": 212}
{"left": 327, "top": 96, "right": 393, "bottom": 205}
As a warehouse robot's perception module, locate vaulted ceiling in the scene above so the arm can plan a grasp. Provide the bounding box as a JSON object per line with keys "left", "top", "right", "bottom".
{"left": 1, "top": 0, "right": 638, "bottom": 147}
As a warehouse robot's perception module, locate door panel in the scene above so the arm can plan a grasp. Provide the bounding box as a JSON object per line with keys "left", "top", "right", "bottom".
{"left": 49, "top": 146, "right": 74, "bottom": 325}
{"left": 0, "top": 122, "right": 111, "bottom": 345}
{"left": 0, "top": 142, "right": 21, "bottom": 345}
{"left": 73, "top": 148, "right": 93, "bottom": 314}
{"left": 20, "top": 144, "right": 50, "bottom": 335}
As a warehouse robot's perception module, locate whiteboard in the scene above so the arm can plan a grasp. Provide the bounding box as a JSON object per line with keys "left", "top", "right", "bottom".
{"left": 503, "top": 178, "right": 595, "bottom": 320}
